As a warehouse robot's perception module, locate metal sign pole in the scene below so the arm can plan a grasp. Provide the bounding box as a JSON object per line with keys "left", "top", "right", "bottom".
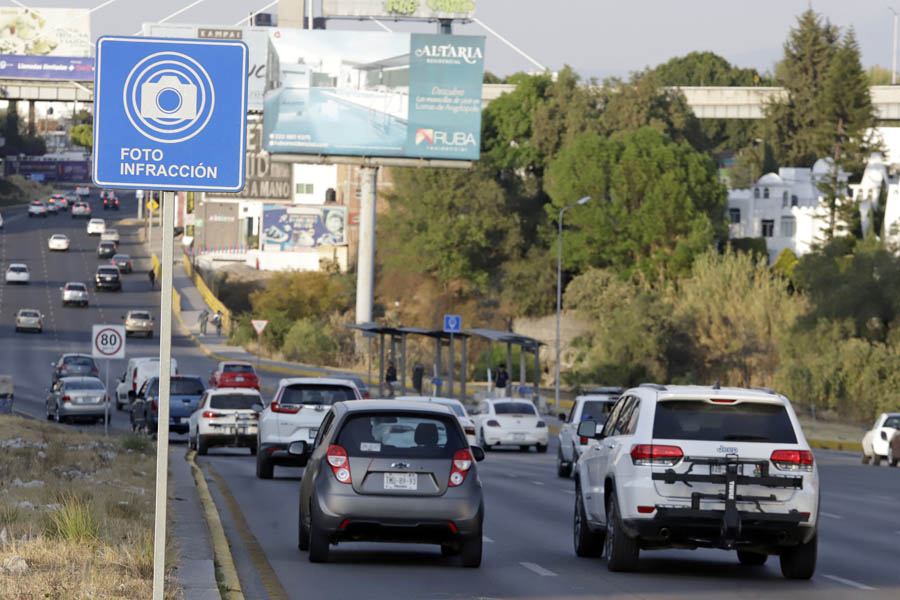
{"left": 105, "top": 358, "right": 110, "bottom": 436}
{"left": 257, "top": 331, "right": 262, "bottom": 373}
{"left": 152, "top": 190, "right": 175, "bottom": 600}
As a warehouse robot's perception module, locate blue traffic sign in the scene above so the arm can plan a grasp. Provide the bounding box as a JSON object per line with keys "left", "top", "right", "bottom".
{"left": 443, "top": 314, "right": 462, "bottom": 333}
{"left": 92, "top": 37, "right": 248, "bottom": 192}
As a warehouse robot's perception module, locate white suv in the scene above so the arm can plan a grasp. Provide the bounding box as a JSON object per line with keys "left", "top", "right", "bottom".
{"left": 557, "top": 388, "right": 621, "bottom": 477}
{"left": 255, "top": 378, "right": 360, "bottom": 479}
{"left": 573, "top": 384, "right": 819, "bottom": 579}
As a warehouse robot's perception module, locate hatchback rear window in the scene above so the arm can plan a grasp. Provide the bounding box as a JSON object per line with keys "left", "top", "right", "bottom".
{"left": 64, "top": 380, "right": 105, "bottom": 391}
{"left": 66, "top": 284, "right": 86, "bottom": 291}
{"left": 130, "top": 312, "right": 151, "bottom": 320}
{"left": 147, "top": 378, "right": 204, "bottom": 396}
{"left": 280, "top": 384, "right": 355, "bottom": 406}
{"left": 20, "top": 311, "right": 39, "bottom": 318}
{"left": 63, "top": 356, "right": 95, "bottom": 367}
{"left": 494, "top": 402, "right": 536, "bottom": 415}
{"left": 98, "top": 267, "right": 118, "bottom": 274}
{"left": 210, "top": 394, "right": 260, "bottom": 410}
{"left": 653, "top": 400, "right": 797, "bottom": 444}
{"left": 223, "top": 364, "right": 254, "bottom": 374}
{"left": 337, "top": 412, "right": 466, "bottom": 458}
{"left": 9, "top": 266, "right": 27, "bottom": 273}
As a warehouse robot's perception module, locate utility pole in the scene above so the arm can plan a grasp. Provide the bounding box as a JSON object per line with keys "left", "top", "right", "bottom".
{"left": 891, "top": 7, "right": 899, "bottom": 85}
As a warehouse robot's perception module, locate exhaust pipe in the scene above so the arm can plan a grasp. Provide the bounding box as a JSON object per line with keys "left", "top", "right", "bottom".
{"left": 658, "top": 527, "right": 671, "bottom": 540}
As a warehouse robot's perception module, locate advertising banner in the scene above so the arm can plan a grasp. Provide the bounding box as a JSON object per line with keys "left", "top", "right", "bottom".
{"left": 141, "top": 23, "right": 269, "bottom": 111}
{"left": 262, "top": 203, "right": 347, "bottom": 251}
{"left": 262, "top": 30, "right": 484, "bottom": 160}
{"left": 4, "top": 159, "right": 90, "bottom": 182}
{"left": 322, "top": 0, "right": 476, "bottom": 19}
{"left": 0, "top": 54, "right": 93, "bottom": 80}
{"left": 0, "top": 8, "right": 90, "bottom": 56}
{"left": 206, "top": 119, "right": 292, "bottom": 201}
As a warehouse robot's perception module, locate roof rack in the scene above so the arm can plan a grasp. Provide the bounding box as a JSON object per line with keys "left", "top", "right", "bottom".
{"left": 639, "top": 383, "right": 667, "bottom": 391}
{"left": 752, "top": 387, "right": 776, "bottom": 395}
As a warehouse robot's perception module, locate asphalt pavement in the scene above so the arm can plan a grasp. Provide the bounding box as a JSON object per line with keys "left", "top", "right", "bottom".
{"left": 3, "top": 192, "right": 900, "bottom": 599}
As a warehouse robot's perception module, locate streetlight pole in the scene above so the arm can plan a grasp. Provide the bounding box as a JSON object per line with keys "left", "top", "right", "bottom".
{"left": 556, "top": 196, "right": 591, "bottom": 410}
{"left": 891, "top": 7, "right": 898, "bottom": 85}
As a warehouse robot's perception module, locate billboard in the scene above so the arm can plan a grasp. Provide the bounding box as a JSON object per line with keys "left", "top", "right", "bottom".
{"left": 0, "top": 8, "right": 90, "bottom": 56}
{"left": 323, "top": 0, "right": 476, "bottom": 19}
{"left": 4, "top": 160, "right": 91, "bottom": 182}
{"left": 262, "top": 203, "right": 347, "bottom": 251}
{"left": 0, "top": 54, "right": 93, "bottom": 80}
{"left": 206, "top": 119, "right": 293, "bottom": 202}
{"left": 262, "top": 30, "right": 484, "bottom": 161}
{"left": 141, "top": 23, "right": 269, "bottom": 110}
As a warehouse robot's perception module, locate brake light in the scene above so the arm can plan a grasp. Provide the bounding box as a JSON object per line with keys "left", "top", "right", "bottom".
{"left": 464, "top": 426, "right": 476, "bottom": 436}
{"left": 202, "top": 410, "right": 221, "bottom": 419}
{"left": 326, "top": 445, "right": 351, "bottom": 483}
{"left": 771, "top": 450, "right": 814, "bottom": 472}
{"left": 270, "top": 399, "right": 301, "bottom": 414}
{"left": 449, "top": 449, "right": 473, "bottom": 486}
{"left": 62, "top": 395, "right": 71, "bottom": 404}
{"left": 580, "top": 436, "right": 588, "bottom": 444}
{"left": 637, "top": 506, "right": 656, "bottom": 514}
{"left": 151, "top": 398, "right": 158, "bottom": 412}
{"left": 486, "top": 419, "right": 500, "bottom": 427}
{"left": 631, "top": 444, "right": 683, "bottom": 466}
{"left": 710, "top": 398, "right": 737, "bottom": 403}
{"left": 363, "top": 392, "right": 371, "bottom": 399}
{"left": 132, "top": 370, "right": 137, "bottom": 391}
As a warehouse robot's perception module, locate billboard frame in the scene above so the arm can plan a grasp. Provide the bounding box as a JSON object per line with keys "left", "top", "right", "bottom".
{"left": 268, "top": 153, "right": 473, "bottom": 169}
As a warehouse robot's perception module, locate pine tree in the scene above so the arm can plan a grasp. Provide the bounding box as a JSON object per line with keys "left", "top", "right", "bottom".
{"left": 817, "top": 28, "right": 878, "bottom": 238}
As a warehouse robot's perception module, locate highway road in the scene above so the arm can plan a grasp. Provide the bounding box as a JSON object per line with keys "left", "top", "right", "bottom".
{"left": 3, "top": 191, "right": 899, "bottom": 600}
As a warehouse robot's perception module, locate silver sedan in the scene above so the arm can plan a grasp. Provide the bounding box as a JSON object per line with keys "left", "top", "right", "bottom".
{"left": 15, "top": 308, "right": 43, "bottom": 333}
{"left": 46, "top": 377, "right": 109, "bottom": 424}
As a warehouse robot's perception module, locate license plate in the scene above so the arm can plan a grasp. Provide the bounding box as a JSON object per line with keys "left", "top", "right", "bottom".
{"left": 512, "top": 433, "right": 526, "bottom": 441}
{"left": 235, "top": 376, "right": 244, "bottom": 382}
{"left": 384, "top": 473, "right": 417, "bottom": 490}
{"left": 308, "top": 428, "right": 318, "bottom": 439}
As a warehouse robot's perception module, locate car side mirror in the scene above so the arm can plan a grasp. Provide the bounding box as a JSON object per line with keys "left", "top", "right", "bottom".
{"left": 288, "top": 441, "right": 308, "bottom": 456}
{"left": 251, "top": 403, "right": 264, "bottom": 413}
{"left": 577, "top": 420, "right": 598, "bottom": 439}
{"left": 558, "top": 412, "right": 567, "bottom": 422}
{"left": 470, "top": 446, "right": 485, "bottom": 462}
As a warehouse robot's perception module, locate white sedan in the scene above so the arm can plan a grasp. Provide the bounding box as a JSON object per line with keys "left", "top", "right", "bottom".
{"left": 100, "top": 228, "right": 120, "bottom": 243}
{"left": 27, "top": 201, "right": 47, "bottom": 217}
{"left": 188, "top": 388, "right": 262, "bottom": 455}
{"left": 86, "top": 218, "right": 106, "bottom": 235}
{"left": 472, "top": 398, "right": 548, "bottom": 452}
{"left": 397, "top": 396, "right": 479, "bottom": 446}
{"left": 48, "top": 234, "right": 70, "bottom": 251}
{"left": 15, "top": 308, "right": 43, "bottom": 333}
{"left": 5, "top": 264, "right": 30, "bottom": 284}
{"left": 862, "top": 412, "right": 900, "bottom": 465}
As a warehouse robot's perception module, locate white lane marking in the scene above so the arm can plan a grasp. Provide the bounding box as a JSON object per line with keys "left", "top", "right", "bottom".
{"left": 482, "top": 535, "right": 494, "bottom": 543}
{"left": 520, "top": 562, "right": 557, "bottom": 577}
{"left": 532, "top": 480, "right": 544, "bottom": 486}
{"left": 823, "top": 574, "right": 876, "bottom": 591}
{"left": 563, "top": 489, "right": 575, "bottom": 494}
{"left": 820, "top": 512, "right": 843, "bottom": 520}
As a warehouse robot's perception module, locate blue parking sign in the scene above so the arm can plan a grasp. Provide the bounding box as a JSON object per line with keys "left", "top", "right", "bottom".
{"left": 443, "top": 314, "right": 462, "bottom": 333}
{"left": 92, "top": 37, "right": 248, "bottom": 191}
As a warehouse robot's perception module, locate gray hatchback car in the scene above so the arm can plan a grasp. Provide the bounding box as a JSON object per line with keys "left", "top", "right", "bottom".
{"left": 294, "top": 400, "right": 485, "bottom": 566}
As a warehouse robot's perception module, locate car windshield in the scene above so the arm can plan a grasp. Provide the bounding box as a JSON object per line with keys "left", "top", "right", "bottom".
{"left": 100, "top": 243, "right": 115, "bottom": 249}
{"left": 9, "top": 266, "right": 27, "bottom": 273}
{"left": 223, "top": 364, "right": 254, "bottom": 374}
{"left": 130, "top": 312, "right": 151, "bottom": 320}
{"left": 147, "top": 378, "right": 204, "bottom": 397}
{"left": 884, "top": 416, "right": 900, "bottom": 429}
{"left": 63, "top": 356, "right": 95, "bottom": 368}
{"left": 64, "top": 380, "right": 105, "bottom": 391}
{"left": 337, "top": 412, "right": 466, "bottom": 458}
{"left": 279, "top": 384, "right": 355, "bottom": 406}
{"left": 209, "top": 394, "right": 260, "bottom": 410}
{"left": 653, "top": 400, "right": 798, "bottom": 444}
{"left": 580, "top": 400, "right": 614, "bottom": 423}
{"left": 494, "top": 402, "right": 536, "bottom": 415}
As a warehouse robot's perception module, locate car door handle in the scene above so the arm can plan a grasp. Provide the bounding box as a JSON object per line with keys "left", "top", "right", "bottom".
{"left": 605, "top": 442, "right": 616, "bottom": 449}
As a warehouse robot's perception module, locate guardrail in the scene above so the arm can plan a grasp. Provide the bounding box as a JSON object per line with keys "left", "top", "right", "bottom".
{"left": 182, "top": 252, "right": 232, "bottom": 334}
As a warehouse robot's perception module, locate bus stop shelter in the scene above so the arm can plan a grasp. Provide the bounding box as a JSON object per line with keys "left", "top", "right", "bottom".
{"left": 464, "top": 328, "right": 543, "bottom": 400}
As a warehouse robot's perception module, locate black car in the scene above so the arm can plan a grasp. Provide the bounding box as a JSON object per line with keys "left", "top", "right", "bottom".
{"left": 94, "top": 265, "right": 122, "bottom": 291}
{"left": 97, "top": 241, "right": 117, "bottom": 258}
{"left": 103, "top": 195, "right": 119, "bottom": 210}
{"left": 111, "top": 253, "right": 133, "bottom": 273}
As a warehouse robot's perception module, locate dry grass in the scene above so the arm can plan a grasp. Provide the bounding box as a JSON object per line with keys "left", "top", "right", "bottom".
{"left": 0, "top": 415, "right": 182, "bottom": 599}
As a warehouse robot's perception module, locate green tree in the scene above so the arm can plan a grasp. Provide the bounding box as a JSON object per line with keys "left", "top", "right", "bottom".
{"left": 867, "top": 64, "right": 893, "bottom": 85}
{"left": 70, "top": 124, "right": 92, "bottom": 149}
{"left": 545, "top": 128, "right": 726, "bottom": 281}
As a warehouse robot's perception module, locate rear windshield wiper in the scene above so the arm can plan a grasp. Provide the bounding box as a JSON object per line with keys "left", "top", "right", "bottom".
{"left": 721, "top": 434, "right": 772, "bottom": 442}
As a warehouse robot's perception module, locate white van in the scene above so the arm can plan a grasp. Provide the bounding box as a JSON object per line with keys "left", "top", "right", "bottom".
{"left": 115, "top": 357, "right": 178, "bottom": 410}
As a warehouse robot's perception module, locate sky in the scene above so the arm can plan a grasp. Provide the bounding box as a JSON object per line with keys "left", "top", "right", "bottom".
{"left": 5, "top": 0, "right": 899, "bottom": 79}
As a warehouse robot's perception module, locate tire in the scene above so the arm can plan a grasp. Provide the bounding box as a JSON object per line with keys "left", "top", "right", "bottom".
{"left": 307, "top": 511, "right": 330, "bottom": 563}
{"left": 780, "top": 534, "right": 817, "bottom": 579}
{"left": 116, "top": 399, "right": 123, "bottom": 411}
{"left": 737, "top": 550, "right": 768, "bottom": 566}
{"left": 249, "top": 445, "right": 257, "bottom": 456}
{"left": 256, "top": 449, "right": 274, "bottom": 479}
{"left": 298, "top": 506, "right": 310, "bottom": 551}
{"left": 604, "top": 493, "right": 639, "bottom": 572}
{"left": 536, "top": 443, "right": 548, "bottom": 453}
{"left": 441, "top": 544, "right": 459, "bottom": 557}
{"left": 460, "top": 534, "right": 482, "bottom": 568}
{"left": 873, "top": 454, "right": 882, "bottom": 466}
{"left": 861, "top": 453, "right": 871, "bottom": 464}
{"left": 519, "top": 445, "right": 530, "bottom": 452}
{"left": 196, "top": 435, "right": 208, "bottom": 456}
{"left": 147, "top": 331, "right": 153, "bottom": 338}
{"left": 480, "top": 430, "right": 492, "bottom": 451}
{"left": 557, "top": 449, "right": 572, "bottom": 478}
{"left": 890, "top": 446, "right": 899, "bottom": 467}
{"left": 574, "top": 488, "right": 603, "bottom": 557}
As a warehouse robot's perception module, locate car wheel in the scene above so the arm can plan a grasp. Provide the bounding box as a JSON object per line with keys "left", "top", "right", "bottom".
{"left": 604, "top": 492, "right": 639, "bottom": 572}
{"left": 557, "top": 449, "right": 572, "bottom": 478}
{"left": 519, "top": 445, "right": 530, "bottom": 452}
{"left": 196, "top": 435, "right": 208, "bottom": 456}
{"left": 780, "top": 533, "right": 817, "bottom": 579}
{"left": 459, "top": 533, "right": 482, "bottom": 568}
{"left": 861, "top": 452, "right": 871, "bottom": 464}
{"left": 249, "top": 445, "right": 257, "bottom": 456}
{"left": 441, "top": 543, "right": 460, "bottom": 557}
{"left": 479, "top": 429, "right": 492, "bottom": 451}
{"left": 574, "top": 486, "right": 604, "bottom": 557}
{"left": 536, "top": 443, "right": 548, "bottom": 453}
{"left": 147, "top": 331, "right": 153, "bottom": 338}
{"left": 890, "top": 446, "right": 899, "bottom": 467}
{"left": 737, "top": 550, "right": 768, "bottom": 566}
{"left": 256, "top": 449, "right": 273, "bottom": 479}
{"left": 873, "top": 454, "right": 882, "bottom": 466}
{"left": 307, "top": 509, "right": 330, "bottom": 563}
{"left": 298, "top": 505, "right": 310, "bottom": 551}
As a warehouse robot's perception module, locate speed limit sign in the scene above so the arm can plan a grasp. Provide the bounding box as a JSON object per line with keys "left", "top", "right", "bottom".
{"left": 92, "top": 325, "right": 126, "bottom": 359}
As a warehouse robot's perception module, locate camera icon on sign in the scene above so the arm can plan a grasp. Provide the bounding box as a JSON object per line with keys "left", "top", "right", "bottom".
{"left": 139, "top": 75, "right": 198, "bottom": 121}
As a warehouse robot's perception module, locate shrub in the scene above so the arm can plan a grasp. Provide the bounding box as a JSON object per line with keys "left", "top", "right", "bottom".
{"left": 121, "top": 434, "right": 152, "bottom": 454}
{"left": 282, "top": 318, "right": 339, "bottom": 366}
{"left": 46, "top": 494, "right": 100, "bottom": 544}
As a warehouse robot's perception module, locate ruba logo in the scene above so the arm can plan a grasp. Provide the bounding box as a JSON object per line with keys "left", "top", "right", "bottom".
{"left": 415, "top": 128, "right": 434, "bottom": 145}
{"left": 416, "top": 129, "right": 476, "bottom": 147}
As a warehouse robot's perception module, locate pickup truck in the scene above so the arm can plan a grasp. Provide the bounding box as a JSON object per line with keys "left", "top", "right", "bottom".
{"left": 130, "top": 375, "right": 205, "bottom": 436}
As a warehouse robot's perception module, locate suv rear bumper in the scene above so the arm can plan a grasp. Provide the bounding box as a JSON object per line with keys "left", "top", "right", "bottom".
{"left": 260, "top": 441, "right": 307, "bottom": 466}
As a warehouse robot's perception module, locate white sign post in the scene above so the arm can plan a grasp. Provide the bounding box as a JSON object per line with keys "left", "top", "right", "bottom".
{"left": 92, "top": 324, "right": 126, "bottom": 436}
{"left": 251, "top": 319, "right": 268, "bottom": 372}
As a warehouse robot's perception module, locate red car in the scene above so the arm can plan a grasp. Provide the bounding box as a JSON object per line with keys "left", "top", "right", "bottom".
{"left": 209, "top": 361, "right": 259, "bottom": 390}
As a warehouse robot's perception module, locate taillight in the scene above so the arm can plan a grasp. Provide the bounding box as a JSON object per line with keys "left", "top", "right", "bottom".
{"left": 771, "top": 450, "right": 814, "bottom": 472}
{"left": 579, "top": 436, "right": 588, "bottom": 444}
{"left": 486, "top": 419, "right": 500, "bottom": 427}
{"left": 151, "top": 398, "right": 158, "bottom": 412}
{"left": 464, "top": 426, "right": 476, "bottom": 436}
{"left": 60, "top": 366, "right": 68, "bottom": 372}
{"left": 326, "top": 445, "right": 351, "bottom": 483}
{"left": 270, "top": 399, "right": 301, "bottom": 414}
{"left": 536, "top": 420, "right": 546, "bottom": 428}
{"left": 630, "top": 444, "right": 683, "bottom": 466}
{"left": 62, "top": 395, "right": 71, "bottom": 404}
{"left": 132, "top": 370, "right": 137, "bottom": 391}
{"left": 449, "top": 449, "right": 473, "bottom": 487}
{"left": 363, "top": 392, "right": 371, "bottom": 399}
{"left": 202, "top": 410, "right": 221, "bottom": 419}
{"left": 710, "top": 398, "right": 737, "bottom": 403}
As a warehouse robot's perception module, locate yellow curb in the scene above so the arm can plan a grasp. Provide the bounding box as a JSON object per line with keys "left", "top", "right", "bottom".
{"left": 117, "top": 218, "right": 141, "bottom": 226}
{"left": 807, "top": 438, "right": 862, "bottom": 452}
{"left": 186, "top": 450, "right": 244, "bottom": 600}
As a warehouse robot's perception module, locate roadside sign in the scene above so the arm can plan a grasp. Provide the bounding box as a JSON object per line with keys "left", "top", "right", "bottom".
{"left": 443, "top": 314, "right": 462, "bottom": 333}
{"left": 92, "top": 36, "right": 249, "bottom": 192}
{"left": 251, "top": 319, "right": 268, "bottom": 335}
{"left": 92, "top": 325, "right": 126, "bottom": 359}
